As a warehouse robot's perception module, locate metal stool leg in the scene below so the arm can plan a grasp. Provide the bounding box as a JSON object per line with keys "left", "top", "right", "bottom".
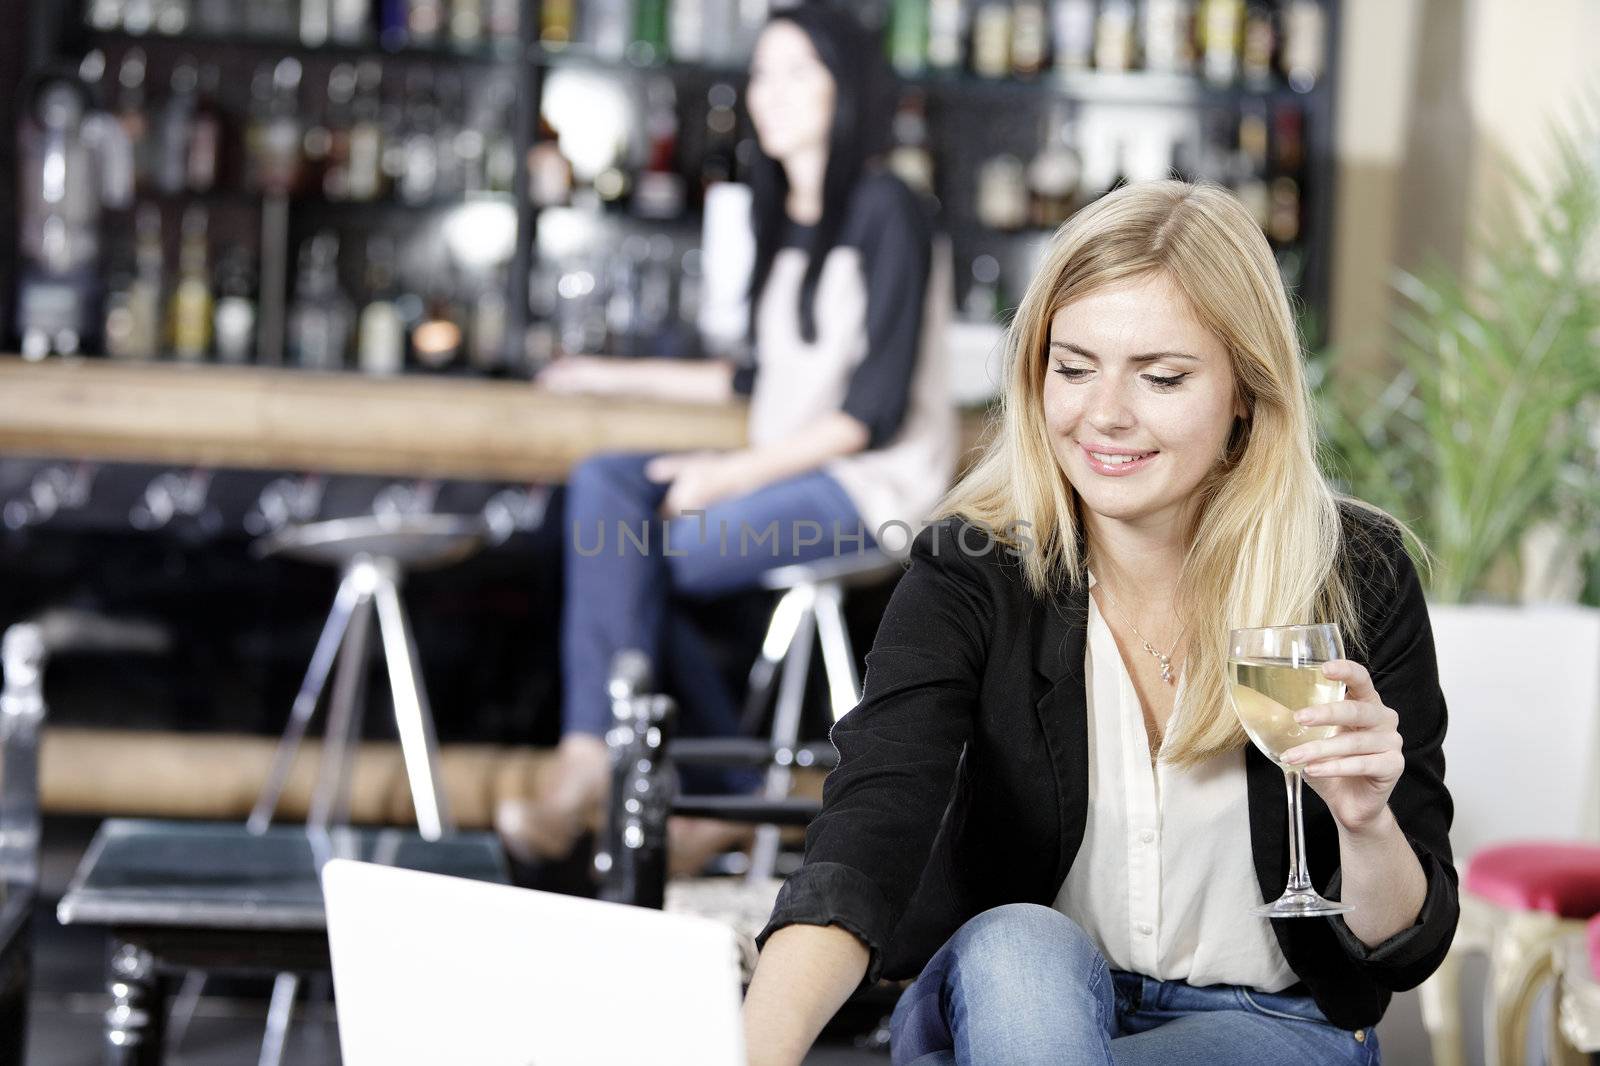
{"left": 371, "top": 561, "right": 452, "bottom": 840}
{"left": 307, "top": 585, "right": 375, "bottom": 831}
{"left": 748, "top": 584, "right": 816, "bottom": 885}
{"left": 248, "top": 570, "right": 365, "bottom": 833}
{"left": 738, "top": 587, "right": 809, "bottom": 736}
{"left": 257, "top": 973, "right": 299, "bottom": 1066}
{"left": 812, "top": 580, "right": 861, "bottom": 720}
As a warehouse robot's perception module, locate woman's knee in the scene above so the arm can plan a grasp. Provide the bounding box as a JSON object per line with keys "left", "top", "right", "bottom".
{"left": 946, "top": 904, "right": 1103, "bottom": 982}
{"left": 566, "top": 452, "right": 658, "bottom": 518}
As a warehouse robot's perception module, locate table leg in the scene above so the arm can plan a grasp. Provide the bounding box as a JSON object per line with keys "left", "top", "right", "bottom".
{"left": 104, "top": 941, "right": 165, "bottom": 1066}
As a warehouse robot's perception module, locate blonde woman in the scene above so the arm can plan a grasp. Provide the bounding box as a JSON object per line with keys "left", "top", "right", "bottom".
{"left": 742, "top": 181, "right": 1455, "bottom": 1065}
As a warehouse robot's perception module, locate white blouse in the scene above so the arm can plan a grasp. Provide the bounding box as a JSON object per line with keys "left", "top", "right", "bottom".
{"left": 1050, "top": 574, "right": 1298, "bottom": 993}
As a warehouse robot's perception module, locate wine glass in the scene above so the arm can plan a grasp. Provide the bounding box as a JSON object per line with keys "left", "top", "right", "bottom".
{"left": 1227, "top": 623, "right": 1352, "bottom": 918}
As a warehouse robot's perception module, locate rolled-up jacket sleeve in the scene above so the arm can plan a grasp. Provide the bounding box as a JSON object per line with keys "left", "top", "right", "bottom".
{"left": 1325, "top": 517, "right": 1459, "bottom": 990}
{"left": 755, "top": 519, "right": 987, "bottom": 983}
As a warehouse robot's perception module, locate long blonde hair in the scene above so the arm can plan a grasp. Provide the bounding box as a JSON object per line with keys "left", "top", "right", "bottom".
{"left": 941, "top": 180, "right": 1374, "bottom": 768}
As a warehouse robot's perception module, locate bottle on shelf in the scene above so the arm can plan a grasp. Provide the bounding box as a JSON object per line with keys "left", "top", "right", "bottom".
{"left": 962, "top": 253, "right": 1001, "bottom": 322}
{"left": 634, "top": 78, "right": 686, "bottom": 220}
{"left": 1027, "top": 102, "right": 1080, "bottom": 228}
{"left": 700, "top": 0, "right": 742, "bottom": 66}
{"left": 633, "top": 0, "right": 670, "bottom": 63}
{"left": 451, "top": 0, "right": 485, "bottom": 46}
{"left": 887, "top": 92, "right": 936, "bottom": 199}
{"left": 301, "top": 0, "right": 331, "bottom": 47}
{"left": 1232, "top": 104, "right": 1271, "bottom": 230}
{"left": 155, "top": 58, "right": 199, "bottom": 197}
{"left": 306, "top": 63, "right": 356, "bottom": 200}
{"left": 976, "top": 153, "right": 1029, "bottom": 232}
{"left": 357, "top": 235, "right": 407, "bottom": 374}
{"left": 186, "top": 64, "right": 223, "bottom": 193}
{"left": 346, "top": 61, "right": 385, "bottom": 202}
{"left": 396, "top": 67, "right": 440, "bottom": 204}
{"left": 925, "top": 0, "right": 965, "bottom": 73}
{"left": 1198, "top": 0, "right": 1244, "bottom": 86}
{"left": 192, "top": 0, "right": 231, "bottom": 33}
{"left": 529, "top": 114, "right": 574, "bottom": 208}
{"left": 411, "top": 280, "right": 465, "bottom": 371}
{"left": 170, "top": 205, "right": 213, "bottom": 361}
{"left": 153, "top": 0, "right": 190, "bottom": 35}
{"left": 1142, "top": 0, "right": 1195, "bottom": 75}
{"left": 888, "top": 0, "right": 930, "bottom": 76}
{"left": 588, "top": 0, "right": 631, "bottom": 60}
{"left": 1051, "top": 0, "right": 1095, "bottom": 75}
{"left": 670, "top": 0, "right": 707, "bottom": 63}
{"left": 1093, "top": 0, "right": 1136, "bottom": 74}
{"left": 114, "top": 49, "right": 152, "bottom": 195}
{"left": 408, "top": 0, "right": 445, "bottom": 45}
{"left": 970, "top": 0, "right": 1012, "bottom": 80}
{"left": 1241, "top": 0, "right": 1277, "bottom": 89}
{"left": 1011, "top": 0, "right": 1049, "bottom": 79}
{"left": 288, "top": 231, "right": 353, "bottom": 370}
{"left": 378, "top": 0, "right": 410, "bottom": 48}
{"left": 1281, "top": 0, "right": 1325, "bottom": 92}
{"left": 213, "top": 245, "right": 258, "bottom": 364}
{"left": 486, "top": 0, "right": 519, "bottom": 44}
{"left": 539, "top": 0, "right": 576, "bottom": 49}
{"left": 126, "top": 204, "right": 165, "bottom": 359}
{"left": 699, "top": 82, "right": 740, "bottom": 192}
{"left": 246, "top": 0, "right": 297, "bottom": 38}
{"left": 331, "top": 0, "right": 371, "bottom": 43}
{"left": 431, "top": 70, "right": 466, "bottom": 199}
{"left": 254, "top": 57, "right": 305, "bottom": 196}
{"left": 481, "top": 81, "right": 517, "bottom": 194}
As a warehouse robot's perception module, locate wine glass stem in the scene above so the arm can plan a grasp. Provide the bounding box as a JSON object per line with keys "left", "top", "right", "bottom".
{"left": 1283, "top": 767, "right": 1314, "bottom": 894}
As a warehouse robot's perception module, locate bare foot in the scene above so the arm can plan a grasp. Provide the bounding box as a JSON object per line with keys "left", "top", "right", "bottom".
{"left": 495, "top": 736, "right": 612, "bottom": 863}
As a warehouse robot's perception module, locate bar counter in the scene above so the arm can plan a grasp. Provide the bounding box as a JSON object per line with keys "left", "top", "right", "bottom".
{"left": 0, "top": 356, "right": 750, "bottom": 482}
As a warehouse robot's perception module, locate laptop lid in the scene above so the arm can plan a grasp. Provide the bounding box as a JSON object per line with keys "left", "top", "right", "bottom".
{"left": 322, "top": 859, "right": 745, "bottom": 1066}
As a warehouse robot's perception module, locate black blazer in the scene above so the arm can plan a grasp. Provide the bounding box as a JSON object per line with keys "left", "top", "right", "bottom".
{"left": 757, "top": 503, "right": 1458, "bottom": 1032}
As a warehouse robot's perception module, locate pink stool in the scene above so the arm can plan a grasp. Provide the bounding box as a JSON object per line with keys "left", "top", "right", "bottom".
{"left": 1423, "top": 842, "right": 1600, "bottom": 1066}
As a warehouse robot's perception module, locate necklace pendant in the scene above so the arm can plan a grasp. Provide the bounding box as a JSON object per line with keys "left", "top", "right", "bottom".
{"left": 1158, "top": 657, "right": 1173, "bottom": 684}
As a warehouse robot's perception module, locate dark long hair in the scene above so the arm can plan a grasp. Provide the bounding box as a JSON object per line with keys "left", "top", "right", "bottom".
{"left": 745, "top": 5, "right": 896, "bottom": 345}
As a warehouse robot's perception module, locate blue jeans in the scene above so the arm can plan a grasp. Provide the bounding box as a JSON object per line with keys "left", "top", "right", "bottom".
{"left": 561, "top": 451, "right": 873, "bottom": 790}
{"left": 890, "top": 904, "right": 1380, "bottom": 1066}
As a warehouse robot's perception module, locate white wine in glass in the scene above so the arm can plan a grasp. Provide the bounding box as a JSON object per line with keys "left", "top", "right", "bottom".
{"left": 1228, "top": 623, "right": 1352, "bottom": 918}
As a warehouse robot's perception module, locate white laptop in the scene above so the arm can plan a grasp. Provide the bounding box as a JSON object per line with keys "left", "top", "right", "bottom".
{"left": 321, "top": 859, "right": 746, "bottom": 1066}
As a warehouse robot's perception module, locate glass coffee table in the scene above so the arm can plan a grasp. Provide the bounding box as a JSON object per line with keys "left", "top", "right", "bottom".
{"left": 58, "top": 818, "right": 508, "bottom": 1066}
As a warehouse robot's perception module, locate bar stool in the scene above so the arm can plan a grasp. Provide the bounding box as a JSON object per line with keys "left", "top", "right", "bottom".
{"left": 740, "top": 549, "right": 903, "bottom": 885}
{"left": 1557, "top": 913, "right": 1600, "bottom": 1055}
{"left": 1424, "top": 843, "right": 1600, "bottom": 1066}
{"left": 248, "top": 514, "right": 487, "bottom": 840}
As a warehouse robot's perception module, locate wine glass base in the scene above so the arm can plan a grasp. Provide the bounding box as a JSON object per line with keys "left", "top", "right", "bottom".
{"left": 1253, "top": 890, "right": 1351, "bottom": 919}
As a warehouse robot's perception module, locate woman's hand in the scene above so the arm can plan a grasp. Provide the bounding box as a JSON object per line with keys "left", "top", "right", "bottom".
{"left": 1279, "top": 659, "right": 1404, "bottom": 836}
{"left": 646, "top": 450, "right": 760, "bottom": 516}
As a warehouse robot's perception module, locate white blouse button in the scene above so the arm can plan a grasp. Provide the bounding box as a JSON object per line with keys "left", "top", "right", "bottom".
{"left": 1139, "top": 829, "right": 1156, "bottom": 844}
{"left": 1136, "top": 922, "right": 1154, "bottom": 936}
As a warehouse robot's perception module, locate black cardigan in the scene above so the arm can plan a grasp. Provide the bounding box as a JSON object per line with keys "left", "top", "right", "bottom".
{"left": 756, "top": 504, "right": 1459, "bottom": 1032}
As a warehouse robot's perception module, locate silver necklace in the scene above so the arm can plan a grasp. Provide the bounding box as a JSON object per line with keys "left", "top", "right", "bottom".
{"left": 1092, "top": 577, "right": 1182, "bottom": 685}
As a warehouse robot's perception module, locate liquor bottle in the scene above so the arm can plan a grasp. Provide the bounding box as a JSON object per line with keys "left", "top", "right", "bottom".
{"left": 1233, "top": 104, "right": 1270, "bottom": 229}
{"left": 346, "top": 61, "right": 385, "bottom": 202}
{"left": 322, "top": 64, "right": 359, "bottom": 200}
{"left": 1094, "top": 0, "right": 1136, "bottom": 73}
{"left": 451, "top": 0, "right": 485, "bottom": 45}
{"left": 1050, "top": 0, "right": 1095, "bottom": 74}
{"left": 700, "top": 0, "right": 740, "bottom": 66}
{"left": 301, "top": 0, "right": 330, "bottom": 46}
{"left": 528, "top": 115, "right": 574, "bottom": 207}
{"left": 670, "top": 0, "right": 707, "bottom": 63}
{"left": 257, "top": 58, "right": 304, "bottom": 196}
{"left": 482, "top": 82, "right": 517, "bottom": 194}
{"left": 1027, "top": 102, "right": 1080, "bottom": 228}
{"left": 1011, "top": 0, "right": 1049, "bottom": 79}
{"left": 288, "top": 232, "right": 353, "bottom": 370}
{"left": 634, "top": 0, "right": 670, "bottom": 63}
{"left": 486, "top": 0, "right": 519, "bottom": 43}
{"left": 213, "top": 246, "right": 258, "bottom": 363}
{"left": 119, "top": 204, "right": 164, "bottom": 360}
{"left": 1241, "top": 0, "right": 1276, "bottom": 88}
{"left": 1281, "top": 0, "right": 1325, "bottom": 92}
{"left": 1142, "top": 0, "right": 1194, "bottom": 74}
{"left": 155, "top": 60, "right": 198, "bottom": 196}
{"left": 886, "top": 92, "right": 935, "bottom": 197}
{"left": 378, "top": 0, "right": 410, "bottom": 48}
{"left": 589, "top": 0, "right": 631, "bottom": 60}
{"left": 170, "top": 205, "right": 213, "bottom": 361}
{"left": 888, "top": 0, "right": 929, "bottom": 76}
{"left": 115, "top": 49, "right": 151, "bottom": 195}
{"left": 1198, "top": 0, "right": 1243, "bottom": 86}
{"left": 153, "top": 0, "right": 189, "bottom": 34}
{"left": 926, "top": 0, "right": 966, "bottom": 72}
{"left": 469, "top": 266, "right": 509, "bottom": 371}
{"left": 634, "top": 79, "right": 686, "bottom": 220}
{"left": 193, "top": 0, "right": 232, "bottom": 32}
{"left": 88, "top": 0, "right": 125, "bottom": 30}
{"left": 331, "top": 0, "right": 371, "bottom": 43}
{"left": 976, "top": 153, "right": 1028, "bottom": 231}
{"left": 357, "top": 236, "right": 406, "bottom": 374}
{"left": 431, "top": 71, "right": 465, "bottom": 198}
{"left": 396, "top": 67, "right": 440, "bottom": 204}
{"left": 408, "top": 0, "right": 445, "bottom": 44}
{"left": 971, "top": 1, "right": 1012, "bottom": 79}
{"left": 186, "top": 65, "right": 223, "bottom": 192}
{"left": 540, "top": 0, "right": 576, "bottom": 48}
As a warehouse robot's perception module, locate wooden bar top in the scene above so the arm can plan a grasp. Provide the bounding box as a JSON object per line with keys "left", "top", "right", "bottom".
{"left": 0, "top": 357, "right": 750, "bottom": 482}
